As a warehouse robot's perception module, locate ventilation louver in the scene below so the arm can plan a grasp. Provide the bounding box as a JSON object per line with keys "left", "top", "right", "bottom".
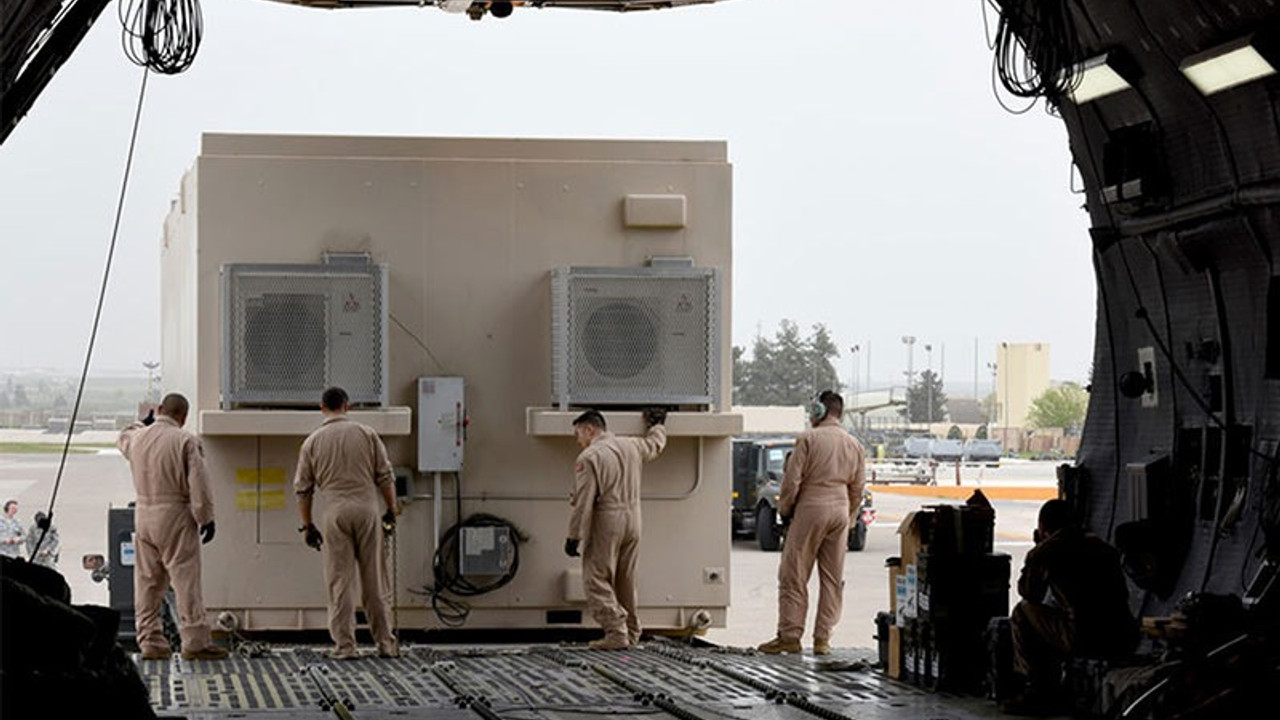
{"left": 222, "top": 261, "right": 388, "bottom": 408}
{"left": 551, "top": 265, "right": 721, "bottom": 409}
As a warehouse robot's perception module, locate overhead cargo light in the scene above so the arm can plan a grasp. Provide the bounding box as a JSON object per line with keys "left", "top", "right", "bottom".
{"left": 1066, "top": 52, "right": 1134, "bottom": 103}
{"left": 1180, "top": 33, "right": 1280, "bottom": 95}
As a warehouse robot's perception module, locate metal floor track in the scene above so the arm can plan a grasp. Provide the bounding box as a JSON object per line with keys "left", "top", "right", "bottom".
{"left": 137, "top": 642, "right": 1019, "bottom": 720}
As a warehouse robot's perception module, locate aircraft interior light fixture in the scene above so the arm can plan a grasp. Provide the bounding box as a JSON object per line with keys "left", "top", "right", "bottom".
{"left": 1066, "top": 52, "right": 1134, "bottom": 103}
{"left": 1180, "top": 33, "right": 1280, "bottom": 95}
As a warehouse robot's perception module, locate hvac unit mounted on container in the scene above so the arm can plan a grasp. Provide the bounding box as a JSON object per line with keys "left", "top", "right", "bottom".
{"left": 221, "top": 255, "right": 388, "bottom": 408}
{"left": 551, "top": 261, "right": 721, "bottom": 409}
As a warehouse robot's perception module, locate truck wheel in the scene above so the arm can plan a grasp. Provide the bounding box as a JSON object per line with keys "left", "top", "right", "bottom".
{"left": 847, "top": 520, "right": 868, "bottom": 551}
{"left": 756, "top": 506, "right": 782, "bottom": 552}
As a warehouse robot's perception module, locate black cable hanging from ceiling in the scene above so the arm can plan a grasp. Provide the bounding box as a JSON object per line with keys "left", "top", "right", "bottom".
{"left": 119, "top": 0, "right": 202, "bottom": 75}
{"left": 991, "top": 0, "right": 1084, "bottom": 101}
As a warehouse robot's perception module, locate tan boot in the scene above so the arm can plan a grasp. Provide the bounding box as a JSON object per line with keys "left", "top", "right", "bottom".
{"left": 756, "top": 636, "right": 802, "bottom": 654}
{"left": 378, "top": 643, "right": 401, "bottom": 659}
{"left": 140, "top": 647, "right": 173, "bottom": 661}
{"left": 180, "top": 645, "right": 230, "bottom": 661}
{"left": 588, "top": 634, "right": 630, "bottom": 650}
{"left": 326, "top": 647, "right": 362, "bottom": 660}
{"left": 813, "top": 637, "right": 832, "bottom": 656}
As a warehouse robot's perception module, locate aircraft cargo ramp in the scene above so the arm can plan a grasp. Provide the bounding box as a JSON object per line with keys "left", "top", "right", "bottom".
{"left": 137, "top": 641, "right": 1016, "bottom": 720}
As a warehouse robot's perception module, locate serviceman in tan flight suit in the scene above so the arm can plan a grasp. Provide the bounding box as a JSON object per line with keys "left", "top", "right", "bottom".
{"left": 564, "top": 408, "right": 667, "bottom": 649}
{"left": 295, "top": 386, "right": 399, "bottom": 660}
{"left": 758, "top": 390, "right": 865, "bottom": 656}
{"left": 117, "top": 393, "right": 229, "bottom": 661}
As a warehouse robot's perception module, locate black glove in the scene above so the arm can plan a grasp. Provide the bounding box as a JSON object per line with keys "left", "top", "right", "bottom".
{"left": 199, "top": 521, "right": 215, "bottom": 545}
{"left": 382, "top": 509, "right": 397, "bottom": 534}
{"left": 643, "top": 407, "right": 668, "bottom": 427}
{"left": 564, "top": 538, "right": 580, "bottom": 557}
{"left": 142, "top": 409, "right": 155, "bottom": 426}
{"left": 303, "top": 524, "right": 323, "bottom": 551}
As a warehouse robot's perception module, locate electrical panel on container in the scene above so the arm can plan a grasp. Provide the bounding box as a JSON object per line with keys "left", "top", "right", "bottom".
{"left": 418, "top": 377, "right": 465, "bottom": 472}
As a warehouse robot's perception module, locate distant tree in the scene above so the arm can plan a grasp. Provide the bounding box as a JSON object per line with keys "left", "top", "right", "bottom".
{"left": 904, "top": 369, "right": 947, "bottom": 423}
{"left": 807, "top": 324, "right": 843, "bottom": 393}
{"left": 11, "top": 384, "right": 28, "bottom": 407}
{"left": 732, "top": 345, "right": 750, "bottom": 404}
{"left": 975, "top": 424, "right": 989, "bottom": 439}
{"left": 732, "top": 320, "right": 843, "bottom": 406}
{"left": 946, "top": 425, "right": 964, "bottom": 440}
{"left": 1027, "top": 382, "right": 1089, "bottom": 433}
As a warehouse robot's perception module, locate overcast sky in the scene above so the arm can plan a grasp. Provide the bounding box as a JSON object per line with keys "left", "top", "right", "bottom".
{"left": 0, "top": 0, "right": 1093, "bottom": 395}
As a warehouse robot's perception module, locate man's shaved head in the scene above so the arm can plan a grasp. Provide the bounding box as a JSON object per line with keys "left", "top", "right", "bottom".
{"left": 159, "top": 393, "right": 189, "bottom": 419}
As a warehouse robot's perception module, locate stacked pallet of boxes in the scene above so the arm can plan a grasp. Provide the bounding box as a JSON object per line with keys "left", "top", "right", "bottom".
{"left": 880, "top": 491, "right": 1011, "bottom": 694}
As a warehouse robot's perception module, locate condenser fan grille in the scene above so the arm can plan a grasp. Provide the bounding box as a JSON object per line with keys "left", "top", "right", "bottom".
{"left": 581, "top": 301, "right": 659, "bottom": 380}
{"left": 552, "top": 266, "right": 721, "bottom": 408}
{"left": 222, "top": 263, "right": 388, "bottom": 408}
{"left": 243, "top": 294, "right": 327, "bottom": 392}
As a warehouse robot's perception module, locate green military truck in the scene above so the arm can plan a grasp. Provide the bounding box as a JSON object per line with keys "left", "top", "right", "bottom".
{"left": 731, "top": 436, "right": 874, "bottom": 552}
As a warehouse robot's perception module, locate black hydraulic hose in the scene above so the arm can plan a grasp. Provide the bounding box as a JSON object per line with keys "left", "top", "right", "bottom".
{"left": 30, "top": 66, "right": 148, "bottom": 564}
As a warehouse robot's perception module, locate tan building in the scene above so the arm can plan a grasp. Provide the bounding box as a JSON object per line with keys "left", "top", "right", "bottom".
{"left": 994, "top": 341, "right": 1050, "bottom": 432}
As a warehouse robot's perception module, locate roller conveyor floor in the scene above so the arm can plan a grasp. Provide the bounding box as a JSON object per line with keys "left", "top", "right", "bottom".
{"left": 136, "top": 641, "right": 1029, "bottom": 720}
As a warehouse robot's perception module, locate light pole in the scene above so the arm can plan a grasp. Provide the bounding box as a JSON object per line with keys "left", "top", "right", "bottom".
{"left": 901, "top": 336, "right": 916, "bottom": 425}
{"left": 865, "top": 340, "right": 872, "bottom": 397}
{"left": 1000, "top": 342, "right": 1011, "bottom": 450}
{"left": 142, "top": 361, "right": 160, "bottom": 404}
{"left": 924, "top": 343, "right": 933, "bottom": 429}
{"left": 986, "top": 361, "right": 998, "bottom": 426}
{"left": 849, "top": 345, "right": 860, "bottom": 407}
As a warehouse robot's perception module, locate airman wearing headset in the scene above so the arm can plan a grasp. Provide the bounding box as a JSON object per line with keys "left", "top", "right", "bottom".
{"left": 757, "top": 390, "right": 866, "bottom": 655}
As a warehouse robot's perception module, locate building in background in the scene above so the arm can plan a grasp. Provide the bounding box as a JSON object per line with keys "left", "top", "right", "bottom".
{"left": 995, "top": 342, "right": 1050, "bottom": 442}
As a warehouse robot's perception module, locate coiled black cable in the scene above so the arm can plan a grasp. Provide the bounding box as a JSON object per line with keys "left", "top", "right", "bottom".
{"left": 989, "top": 0, "right": 1083, "bottom": 101}
{"left": 412, "top": 513, "right": 524, "bottom": 627}
{"left": 119, "top": 0, "right": 202, "bottom": 75}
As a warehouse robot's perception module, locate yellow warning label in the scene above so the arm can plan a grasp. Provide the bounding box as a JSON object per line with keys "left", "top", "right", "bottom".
{"left": 235, "top": 468, "right": 287, "bottom": 510}
{"left": 236, "top": 489, "right": 287, "bottom": 511}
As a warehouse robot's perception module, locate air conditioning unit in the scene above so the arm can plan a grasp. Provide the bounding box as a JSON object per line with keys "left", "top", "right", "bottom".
{"left": 221, "top": 258, "right": 388, "bottom": 408}
{"left": 551, "top": 263, "right": 721, "bottom": 409}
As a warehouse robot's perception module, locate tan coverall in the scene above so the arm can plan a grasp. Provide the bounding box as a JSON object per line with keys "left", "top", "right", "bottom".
{"left": 294, "top": 416, "right": 397, "bottom": 656}
{"left": 567, "top": 425, "right": 667, "bottom": 644}
{"left": 774, "top": 417, "right": 866, "bottom": 641}
{"left": 117, "top": 417, "right": 217, "bottom": 655}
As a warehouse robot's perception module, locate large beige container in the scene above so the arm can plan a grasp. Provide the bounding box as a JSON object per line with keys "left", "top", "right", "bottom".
{"left": 160, "top": 133, "right": 739, "bottom": 633}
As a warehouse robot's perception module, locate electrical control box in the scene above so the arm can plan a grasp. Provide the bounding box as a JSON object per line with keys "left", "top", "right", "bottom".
{"left": 460, "top": 525, "right": 515, "bottom": 577}
{"left": 418, "top": 377, "right": 465, "bottom": 472}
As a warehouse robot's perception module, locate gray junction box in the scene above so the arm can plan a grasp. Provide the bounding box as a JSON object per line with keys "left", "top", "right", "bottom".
{"left": 460, "top": 525, "right": 515, "bottom": 577}
{"left": 418, "top": 377, "right": 465, "bottom": 472}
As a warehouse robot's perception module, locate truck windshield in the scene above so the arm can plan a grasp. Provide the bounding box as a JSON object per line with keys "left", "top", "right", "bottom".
{"left": 765, "top": 446, "right": 792, "bottom": 476}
